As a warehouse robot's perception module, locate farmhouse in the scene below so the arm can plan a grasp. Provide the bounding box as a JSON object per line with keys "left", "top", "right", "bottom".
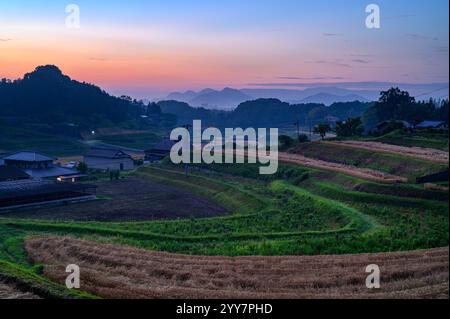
{"left": 374, "top": 120, "right": 412, "bottom": 134}
{"left": 416, "top": 121, "right": 448, "bottom": 130}
{"left": 145, "top": 138, "right": 176, "bottom": 162}
{"left": 84, "top": 148, "right": 134, "bottom": 171}
{"left": 0, "top": 179, "right": 97, "bottom": 211}
{"left": 2, "top": 152, "right": 79, "bottom": 180}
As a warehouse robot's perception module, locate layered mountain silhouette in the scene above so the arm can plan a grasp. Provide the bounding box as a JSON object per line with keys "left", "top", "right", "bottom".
{"left": 166, "top": 87, "right": 373, "bottom": 109}
{"left": 167, "top": 88, "right": 252, "bottom": 110}
{"left": 167, "top": 83, "right": 448, "bottom": 110}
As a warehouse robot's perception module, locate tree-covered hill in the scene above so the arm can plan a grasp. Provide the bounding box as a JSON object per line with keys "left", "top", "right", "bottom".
{"left": 0, "top": 65, "right": 140, "bottom": 128}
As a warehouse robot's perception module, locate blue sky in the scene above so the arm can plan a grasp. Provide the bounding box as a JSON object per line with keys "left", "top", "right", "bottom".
{"left": 0, "top": 0, "right": 448, "bottom": 97}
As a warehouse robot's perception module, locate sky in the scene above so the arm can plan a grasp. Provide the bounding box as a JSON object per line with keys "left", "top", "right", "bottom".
{"left": 0, "top": 0, "right": 448, "bottom": 99}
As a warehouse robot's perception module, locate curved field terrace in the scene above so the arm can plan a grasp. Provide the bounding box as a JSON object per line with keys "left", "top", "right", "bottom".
{"left": 26, "top": 237, "right": 449, "bottom": 299}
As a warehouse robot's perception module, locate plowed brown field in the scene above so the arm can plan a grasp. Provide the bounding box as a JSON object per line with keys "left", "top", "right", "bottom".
{"left": 25, "top": 237, "right": 449, "bottom": 299}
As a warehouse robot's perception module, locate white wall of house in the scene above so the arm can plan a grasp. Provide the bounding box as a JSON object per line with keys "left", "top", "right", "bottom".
{"left": 84, "top": 157, "right": 134, "bottom": 171}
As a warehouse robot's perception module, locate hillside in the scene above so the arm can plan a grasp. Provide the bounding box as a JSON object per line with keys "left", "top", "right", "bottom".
{"left": 0, "top": 65, "right": 141, "bottom": 127}
{"left": 158, "top": 98, "right": 372, "bottom": 128}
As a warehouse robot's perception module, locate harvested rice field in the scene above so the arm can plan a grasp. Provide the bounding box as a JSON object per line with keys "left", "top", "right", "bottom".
{"left": 26, "top": 237, "right": 449, "bottom": 299}
{"left": 324, "top": 141, "right": 449, "bottom": 163}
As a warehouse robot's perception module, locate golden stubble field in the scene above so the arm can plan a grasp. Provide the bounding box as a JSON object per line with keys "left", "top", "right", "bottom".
{"left": 26, "top": 237, "right": 449, "bottom": 299}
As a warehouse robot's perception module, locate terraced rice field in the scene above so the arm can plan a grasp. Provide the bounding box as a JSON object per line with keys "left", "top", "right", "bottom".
{"left": 26, "top": 237, "right": 449, "bottom": 299}
{"left": 324, "top": 141, "right": 449, "bottom": 163}
{"left": 279, "top": 152, "right": 407, "bottom": 183}
{"left": 0, "top": 280, "right": 40, "bottom": 299}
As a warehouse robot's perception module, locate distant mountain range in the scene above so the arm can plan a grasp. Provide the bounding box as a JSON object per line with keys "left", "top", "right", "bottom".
{"left": 165, "top": 83, "right": 449, "bottom": 110}
{"left": 167, "top": 88, "right": 252, "bottom": 110}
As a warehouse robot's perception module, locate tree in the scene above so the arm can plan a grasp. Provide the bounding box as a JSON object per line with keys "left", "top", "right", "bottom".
{"left": 279, "top": 135, "right": 294, "bottom": 151}
{"left": 313, "top": 123, "right": 331, "bottom": 140}
{"left": 335, "top": 117, "right": 364, "bottom": 137}
{"left": 376, "top": 87, "right": 415, "bottom": 121}
{"left": 298, "top": 134, "right": 309, "bottom": 143}
{"left": 76, "top": 162, "right": 88, "bottom": 174}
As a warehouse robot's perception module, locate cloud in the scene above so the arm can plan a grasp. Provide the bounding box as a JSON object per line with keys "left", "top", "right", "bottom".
{"left": 385, "top": 14, "right": 416, "bottom": 20}
{"left": 305, "top": 60, "right": 352, "bottom": 68}
{"left": 0, "top": 38, "right": 13, "bottom": 42}
{"left": 88, "top": 57, "right": 108, "bottom": 62}
{"left": 405, "top": 33, "right": 438, "bottom": 41}
{"left": 435, "top": 46, "right": 449, "bottom": 53}
{"left": 322, "top": 33, "right": 343, "bottom": 37}
{"left": 350, "top": 54, "right": 373, "bottom": 58}
{"left": 351, "top": 59, "right": 370, "bottom": 64}
{"left": 278, "top": 76, "right": 345, "bottom": 80}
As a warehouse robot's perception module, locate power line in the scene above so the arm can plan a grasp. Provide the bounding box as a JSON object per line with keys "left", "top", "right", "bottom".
{"left": 414, "top": 87, "right": 448, "bottom": 98}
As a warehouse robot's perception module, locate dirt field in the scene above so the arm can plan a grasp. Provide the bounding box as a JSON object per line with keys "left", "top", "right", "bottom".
{"left": 3, "top": 177, "right": 229, "bottom": 221}
{"left": 26, "top": 237, "right": 449, "bottom": 299}
{"left": 0, "top": 280, "right": 40, "bottom": 299}
{"left": 279, "top": 152, "right": 407, "bottom": 184}
{"left": 324, "top": 141, "right": 449, "bottom": 163}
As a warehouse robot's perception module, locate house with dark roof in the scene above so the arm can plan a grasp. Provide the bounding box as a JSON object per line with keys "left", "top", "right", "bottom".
{"left": 84, "top": 148, "right": 134, "bottom": 171}
{"left": 145, "top": 138, "right": 176, "bottom": 163}
{"left": 0, "top": 166, "right": 30, "bottom": 182}
{"left": 374, "top": 120, "right": 412, "bottom": 134}
{"left": 3, "top": 152, "right": 79, "bottom": 179}
{"left": 416, "top": 121, "right": 448, "bottom": 130}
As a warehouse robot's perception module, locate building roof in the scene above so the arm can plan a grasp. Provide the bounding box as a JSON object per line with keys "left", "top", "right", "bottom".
{"left": 24, "top": 167, "right": 79, "bottom": 178}
{"left": 3, "top": 152, "right": 56, "bottom": 162}
{"left": 416, "top": 121, "right": 447, "bottom": 128}
{"left": 376, "top": 120, "right": 412, "bottom": 129}
{"left": 147, "top": 138, "right": 176, "bottom": 153}
{"left": 0, "top": 166, "right": 30, "bottom": 182}
{"left": 85, "top": 148, "right": 132, "bottom": 160}
{"left": 0, "top": 179, "right": 96, "bottom": 201}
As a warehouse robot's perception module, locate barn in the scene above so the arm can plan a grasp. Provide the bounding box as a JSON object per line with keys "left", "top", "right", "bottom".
{"left": 84, "top": 148, "right": 134, "bottom": 171}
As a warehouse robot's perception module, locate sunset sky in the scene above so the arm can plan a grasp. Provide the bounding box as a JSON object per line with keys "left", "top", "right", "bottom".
{"left": 0, "top": 0, "right": 448, "bottom": 98}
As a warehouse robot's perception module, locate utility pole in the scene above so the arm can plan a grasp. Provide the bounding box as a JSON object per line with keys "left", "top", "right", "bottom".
{"left": 293, "top": 120, "right": 300, "bottom": 141}
{"left": 182, "top": 124, "right": 192, "bottom": 177}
